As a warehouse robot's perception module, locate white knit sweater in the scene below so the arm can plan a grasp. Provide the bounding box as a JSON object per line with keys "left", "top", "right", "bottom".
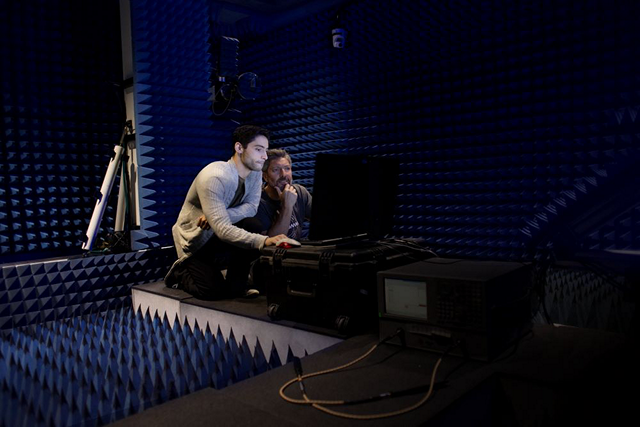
{"left": 167, "top": 158, "right": 267, "bottom": 277}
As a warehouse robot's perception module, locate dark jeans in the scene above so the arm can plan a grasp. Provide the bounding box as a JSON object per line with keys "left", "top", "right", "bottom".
{"left": 171, "top": 218, "right": 262, "bottom": 300}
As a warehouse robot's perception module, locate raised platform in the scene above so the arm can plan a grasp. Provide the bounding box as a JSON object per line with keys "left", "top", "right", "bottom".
{"left": 132, "top": 282, "right": 344, "bottom": 363}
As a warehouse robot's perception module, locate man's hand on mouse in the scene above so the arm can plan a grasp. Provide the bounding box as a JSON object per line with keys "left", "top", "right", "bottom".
{"left": 265, "top": 234, "right": 288, "bottom": 246}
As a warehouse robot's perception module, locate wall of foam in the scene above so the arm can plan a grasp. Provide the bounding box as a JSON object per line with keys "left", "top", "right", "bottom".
{"left": 3, "top": 0, "right": 639, "bottom": 262}
{"left": 0, "top": 1, "right": 124, "bottom": 263}
{"left": 128, "top": 0, "right": 241, "bottom": 249}
{"left": 237, "top": 0, "right": 640, "bottom": 260}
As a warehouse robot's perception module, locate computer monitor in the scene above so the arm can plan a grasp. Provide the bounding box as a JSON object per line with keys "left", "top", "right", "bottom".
{"left": 308, "top": 153, "right": 399, "bottom": 241}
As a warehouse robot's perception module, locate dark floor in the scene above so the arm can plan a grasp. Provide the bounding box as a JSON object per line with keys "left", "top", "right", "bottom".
{"left": 121, "top": 286, "right": 637, "bottom": 426}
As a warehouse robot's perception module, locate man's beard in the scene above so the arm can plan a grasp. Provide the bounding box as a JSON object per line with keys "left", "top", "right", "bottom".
{"left": 276, "top": 178, "right": 291, "bottom": 190}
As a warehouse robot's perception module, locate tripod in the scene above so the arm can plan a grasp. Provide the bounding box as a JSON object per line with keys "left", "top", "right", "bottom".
{"left": 82, "top": 121, "right": 137, "bottom": 252}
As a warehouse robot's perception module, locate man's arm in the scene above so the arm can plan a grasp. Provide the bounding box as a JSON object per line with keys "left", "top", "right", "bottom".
{"left": 197, "top": 172, "right": 286, "bottom": 248}
{"left": 266, "top": 184, "right": 298, "bottom": 237}
{"left": 199, "top": 178, "right": 262, "bottom": 229}
{"left": 198, "top": 172, "right": 266, "bottom": 249}
{"left": 227, "top": 202, "right": 255, "bottom": 224}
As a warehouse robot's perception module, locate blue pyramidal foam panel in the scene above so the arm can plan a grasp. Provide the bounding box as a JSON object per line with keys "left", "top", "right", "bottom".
{"left": 0, "top": 306, "right": 291, "bottom": 426}
{"left": 231, "top": 0, "right": 640, "bottom": 260}
{"left": 129, "top": 0, "right": 239, "bottom": 250}
{"left": 0, "top": 1, "right": 124, "bottom": 263}
{"left": 0, "top": 247, "right": 176, "bottom": 331}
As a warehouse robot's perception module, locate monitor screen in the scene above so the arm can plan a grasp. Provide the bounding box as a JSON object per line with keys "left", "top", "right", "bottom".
{"left": 309, "top": 153, "right": 399, "bottom": 241}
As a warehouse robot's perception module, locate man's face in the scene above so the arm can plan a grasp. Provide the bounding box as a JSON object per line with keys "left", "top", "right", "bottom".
{"left": 239, "top": 135, "right": 269, "bottom": 172}
{"left": 264, "top": 157, "right": 292, "bottom": 191}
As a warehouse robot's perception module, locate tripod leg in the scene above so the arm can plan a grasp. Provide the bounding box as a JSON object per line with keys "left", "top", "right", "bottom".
{"left": 115, "top": 155, "right": 129, "bottom": 232}
{"left": 82, "top": 143, "right": 125, "bottom": 251}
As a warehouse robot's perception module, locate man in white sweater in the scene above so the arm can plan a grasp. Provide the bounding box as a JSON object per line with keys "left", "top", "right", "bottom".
{"left": 165, "top": 125, "right": 285, "bottom": 299}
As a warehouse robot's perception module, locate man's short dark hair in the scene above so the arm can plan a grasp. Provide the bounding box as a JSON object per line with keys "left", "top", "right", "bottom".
{"left": 263, "top": 149, "right": 292, "bottom": 172}
{"left": 232, "top": 125, "right": 270, "bottom": 150}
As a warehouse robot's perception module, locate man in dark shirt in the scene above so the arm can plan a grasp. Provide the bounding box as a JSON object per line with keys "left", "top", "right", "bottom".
{"left": 255, "top": 149, "right": 312, "bottom": 239}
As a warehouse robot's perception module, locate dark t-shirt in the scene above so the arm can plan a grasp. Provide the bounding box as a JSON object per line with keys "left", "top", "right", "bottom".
{"left": 229, "top": 177, "right": 245, "bottom": 208}
{"left": 254, "top": 183, "right": 312, "bottom": 239}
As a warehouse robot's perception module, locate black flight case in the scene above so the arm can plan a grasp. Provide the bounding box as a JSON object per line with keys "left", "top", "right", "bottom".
{"left": 259, "top": 239, "right": 432, "bottom": 334}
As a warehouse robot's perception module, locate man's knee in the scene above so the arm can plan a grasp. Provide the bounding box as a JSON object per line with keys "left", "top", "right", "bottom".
{"left": 178, "top": 257, "right": 226, "bottom": 300}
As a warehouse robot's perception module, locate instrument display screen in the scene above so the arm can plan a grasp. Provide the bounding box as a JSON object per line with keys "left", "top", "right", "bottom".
{"left": 384, "top": 278, "right": 427, "bottom": 320}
